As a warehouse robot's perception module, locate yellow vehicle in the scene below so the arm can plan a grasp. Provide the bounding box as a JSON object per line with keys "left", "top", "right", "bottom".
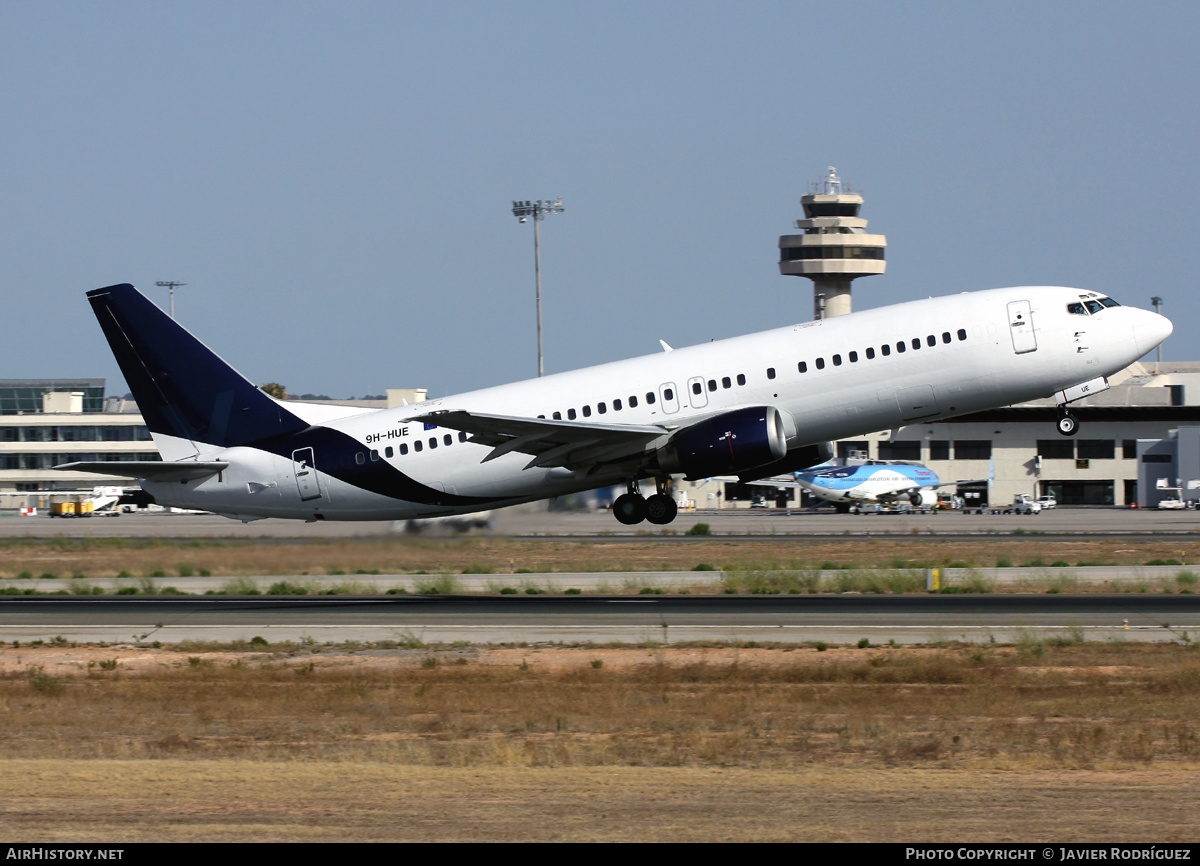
{"left": 48, "top": 500, "right": 94, "bottom": 518}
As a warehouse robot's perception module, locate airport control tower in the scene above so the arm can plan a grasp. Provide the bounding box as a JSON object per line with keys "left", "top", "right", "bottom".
{"left": 778, "top": 167, "right": 886, "bottom": 319}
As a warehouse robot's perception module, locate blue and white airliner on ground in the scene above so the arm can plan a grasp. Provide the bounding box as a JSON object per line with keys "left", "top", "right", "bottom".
{"left": 748, "top": 460, "right": 982, "bottom": 512}
{"left": 57, "top": 283, "right": 1170, "bottom": 526}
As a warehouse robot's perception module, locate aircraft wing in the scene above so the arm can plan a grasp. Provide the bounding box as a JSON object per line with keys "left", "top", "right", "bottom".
{"left": 52, "top": 461, "right": 228, "bottom": 482}
{"left": 409, "top": 410, "right": 670, "bottom": 473}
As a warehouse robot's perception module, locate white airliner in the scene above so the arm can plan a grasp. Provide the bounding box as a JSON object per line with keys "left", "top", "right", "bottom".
{"left": 57, "top": 284, "right": 1170, "bottom": 525}
{"left": 738, "top": 460, "right": 984, "bottom": 512}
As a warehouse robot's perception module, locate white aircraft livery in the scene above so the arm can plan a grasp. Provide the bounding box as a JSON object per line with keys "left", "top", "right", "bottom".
{"left": 748, "top": 460, "right": 959, "bottom": 511}
{"left": 57, "top": 283, "right": 1171, "bottom": 526}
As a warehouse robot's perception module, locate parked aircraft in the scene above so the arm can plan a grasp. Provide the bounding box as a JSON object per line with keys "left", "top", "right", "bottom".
{"left": 739, "top": 460, "right": 982, "bottom": 512}
{"left": 57, "top": 284, "right": 1170, "bottom": 525}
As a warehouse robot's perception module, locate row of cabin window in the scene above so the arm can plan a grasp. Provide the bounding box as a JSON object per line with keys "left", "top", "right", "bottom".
{"left": 541, "top": 374, "right": 751, "bottom": 421}
{"left": 355, "top": 431, "right": 470, "bottom": 464}
{"left": 782, "top": 329, "right": 969, "bottom": 376}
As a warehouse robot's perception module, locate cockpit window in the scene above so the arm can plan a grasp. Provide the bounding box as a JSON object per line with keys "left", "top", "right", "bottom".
{"left": 1085, "top": 300, "right": 1105, "bottom": 314}
{"left": 1098, "top": 297, "right": 1121, "bottom": 308}
{"left": 1067, "top": 302, "right": 1088, "bottom": 315}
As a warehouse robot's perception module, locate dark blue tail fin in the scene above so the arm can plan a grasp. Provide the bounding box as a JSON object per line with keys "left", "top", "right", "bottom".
{"left": 88, "top": 284, "right": 309, "bottom": 447}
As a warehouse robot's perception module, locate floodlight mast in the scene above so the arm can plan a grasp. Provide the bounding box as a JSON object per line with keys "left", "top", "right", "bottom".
{"left": 154, "top": 281, "right": 187, "bottom": 320}
{"left": 511, "top": 198, "right": 564, "bottom": 377}
{"left": 1151, "top": 297, "right": 1164, "bottom": 366}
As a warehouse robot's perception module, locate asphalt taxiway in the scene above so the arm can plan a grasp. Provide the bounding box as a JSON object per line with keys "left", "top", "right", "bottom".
{"left": 1, "top": 593, "right": 1195, "bottom": 646}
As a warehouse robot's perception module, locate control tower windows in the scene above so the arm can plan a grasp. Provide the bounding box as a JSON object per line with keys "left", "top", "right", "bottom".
{"left": 779, "top": 246, "right": 885, "bottom": 262}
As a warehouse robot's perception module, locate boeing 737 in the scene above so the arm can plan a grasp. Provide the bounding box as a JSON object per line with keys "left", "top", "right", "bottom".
{"left": 739, "top": 460, "right": 982, "bottom": 512}
{"left": 56, "top": 284, "right": 1170, "bottom": 526}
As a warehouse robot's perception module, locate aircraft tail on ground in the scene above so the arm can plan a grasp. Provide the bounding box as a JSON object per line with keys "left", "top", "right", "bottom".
{"left": 87, "top": 284, "right": 309, "bottom": 449}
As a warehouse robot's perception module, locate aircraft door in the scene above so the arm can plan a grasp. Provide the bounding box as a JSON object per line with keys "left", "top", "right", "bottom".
{"left": 292, "top": 447, "right": 323, "bottom": 501}
{"left": 1007, "top": 300, "right": 1037, "bottom": 354}
{"left": 659, "top": 382, "right": 680, "bottom": 414}
{"left": 686, "top": 377, "right": 708, "bottom": 409}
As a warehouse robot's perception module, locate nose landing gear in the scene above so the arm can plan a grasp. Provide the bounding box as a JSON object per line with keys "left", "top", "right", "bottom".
{"left": 1056, "top": 410, "right": 1079, "bottom": 437}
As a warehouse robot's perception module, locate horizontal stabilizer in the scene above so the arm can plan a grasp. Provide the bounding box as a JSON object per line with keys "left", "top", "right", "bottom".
{"left": 53, "top": 461, "right": 228, "bottom": 482}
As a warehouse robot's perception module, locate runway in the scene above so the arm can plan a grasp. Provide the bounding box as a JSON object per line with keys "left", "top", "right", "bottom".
{"left": 2, "top": 593, "right": 1196, "bottom": 646}
{"left": 3, "top": 506, "right": 1200, "bottom": 538}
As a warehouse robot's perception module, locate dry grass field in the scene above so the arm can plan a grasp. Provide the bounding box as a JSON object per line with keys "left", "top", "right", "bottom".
{"left": 1, "top": 534, "right": 1198, "bottom": 582}
{"left": 1, "top": 641, "right": 1199, "bottom": 841}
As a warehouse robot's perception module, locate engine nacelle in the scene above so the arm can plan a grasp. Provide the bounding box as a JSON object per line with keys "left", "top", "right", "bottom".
{"left": 910, "top": 489, "right": 938, "bottom": 508}
{"left": 734, "top": 441, "right": 834, "bottom": 483}
{"left": 657, "top": 406, "right": 788, "bottom": 480}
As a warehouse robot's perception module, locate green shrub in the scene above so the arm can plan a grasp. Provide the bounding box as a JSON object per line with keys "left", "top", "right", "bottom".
{"left": 685, "top": 523, "right": 711, "bottom": 536}
{"left": 267, "top": 581, "right": 309, "bottom": 595}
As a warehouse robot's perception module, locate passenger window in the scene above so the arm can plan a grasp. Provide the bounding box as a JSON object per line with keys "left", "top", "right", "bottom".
{"left": 881, "top": 344, "right": 891, "bottom": 356}
{"left": 942, "top": 332, "right": 951, "bottom": 344}
{"left": 630, "top": 395, "right": 638, "bottom": 408}
{"left": 927, "top": 335, "right": 936, "bottom": 347}
{"left": 598, "top": 402, "right": 607, "bottom": 414}
{"left": 614, "top": 398, "right": 623, "bottom": 410}
{"left": 798, "top": 362, "right": 807, "bottom": 373}
{"left": 385, "top": 446, "right": 393, "bottom": 458}
{"left": 370, "top": 449, "right": 379, "bottom": 461}
{"left": 646, "top": 392, "right": 656, "bottom": 405}
{"left": 444, "top": 434, "right": 452, "bottom": 446}
{"left": 459, "top": 432, "right": 467, "bottom": 442}
{"left": 832, "top": 354, "right": 842, "bottom": 366}
{"left": 568, "top": 408, "right": 577, "bottom": 420}
{"left": 722, "top": 377, "right": 731, "bottom": 389}
{"left": 400, "top": 443, "right": 409, "bottom": 455}
{"left": 849, "top": 351, "right": 858, "bottom": 362}
{"left": 414, "top": 441, "right": 423, "bottom": 452}
{"left": 582, "top": 405, "right": 591, "bottom": 417}
{"left": 663, "top": 388, "right": 674, "bottom": 401}
{"left": 816, "top": 357, "right": 825, "bottom": 370}
{"left": 355, "top": 452, "right": 365, "bottom": 465}
{"left": 866, "top": 347, "right": 875, "bottom": 360}
{"left": 767, "top": 368, "right": 776, "bottom": 380}
{"left": 957, "top": 329, "right": 967, "bottom": 341}
{"left": 429, "top": 438, "right": 437, "bottom": 449}
{"left": 692, "top": 382, "right": 702, "bottom": 395}
{"left": 736, "top": 374, "right": 746, "bottom": 386}
{"left": 912, "top": 338, "right": 921, "bottom": 350}
{"left": 896, "top": 342, "right": 906, "bottom": 354}
{"left": 707, "top": 379, "right": 717, "bottom": 392}
{"left": 553, "top": 411, "right": 561, "bottom": 420}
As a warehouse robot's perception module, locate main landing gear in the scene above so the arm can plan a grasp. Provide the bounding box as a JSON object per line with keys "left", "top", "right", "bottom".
{"left": 1056, "top": 409, "right": 1079, "bottom": 437}
{"left": 612, "top": 478, "right": 678, "bottom": 526}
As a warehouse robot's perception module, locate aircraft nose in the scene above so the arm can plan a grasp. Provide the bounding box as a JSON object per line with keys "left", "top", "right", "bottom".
{"left": 1132, "top": 309, "right": 1173, "bottom": 357}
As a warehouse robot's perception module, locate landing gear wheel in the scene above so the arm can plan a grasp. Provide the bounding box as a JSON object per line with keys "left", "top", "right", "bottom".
{"left": 613, "top": 493, "right": 648, "bottom": 525}
{"left": 1056, "top": 412, "right": 1079, "bottom": 437}
{"left": 645, "top": 493, "right": 678, "bottom": 525}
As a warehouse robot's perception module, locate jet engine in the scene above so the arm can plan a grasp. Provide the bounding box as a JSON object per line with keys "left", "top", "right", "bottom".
{"left": 910, "top": 489, "right": 939, "bottom": 508}
{"left": 657, "top": 406, "right": 789, "bottom": 480}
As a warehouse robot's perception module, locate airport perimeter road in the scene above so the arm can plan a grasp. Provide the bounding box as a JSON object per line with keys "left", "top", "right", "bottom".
{"left": 4, "top": 507, "right": 1200, "bottom": 538}
{"left": 1, "top": 594, "right": 1196, "bottom": 645}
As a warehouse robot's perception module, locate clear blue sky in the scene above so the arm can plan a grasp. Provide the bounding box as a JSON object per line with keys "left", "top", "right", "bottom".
{"left": 2, "top": 1, "right": 1196, "bottom": 399}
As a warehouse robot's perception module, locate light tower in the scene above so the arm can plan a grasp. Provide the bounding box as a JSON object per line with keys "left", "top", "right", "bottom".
{"left": 511, "top": 198, "right": 565, "bottom": 377}
{"left": 154, "top": 281, "right": 186, "bottom": 320}
{"left": 778, "top": 167, "right": 886, "bottom": 319}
